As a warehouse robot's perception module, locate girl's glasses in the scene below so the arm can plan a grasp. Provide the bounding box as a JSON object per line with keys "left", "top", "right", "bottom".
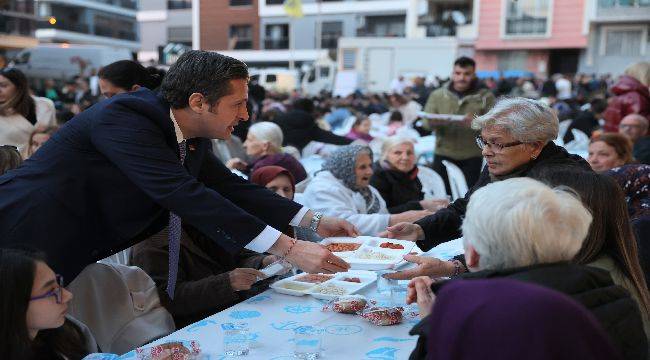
{"left": 29, "top": 274, "right": 64, "bottom": 304}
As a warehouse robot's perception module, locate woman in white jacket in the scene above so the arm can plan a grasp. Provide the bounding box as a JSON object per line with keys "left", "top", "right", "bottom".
{"left": 303, "top": 145, "right": 430, "bottom": 236}
{"left": 0, "top": 68, "right": 56, "bottom": 154}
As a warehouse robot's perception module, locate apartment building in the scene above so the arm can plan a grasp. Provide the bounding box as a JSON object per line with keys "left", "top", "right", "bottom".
{"left": 137, "top": 0, "right": 193, "bottom": 63}
{"left": 35, "top": 0, "right": 140, "bottom": 50}
{"left": 1, "top": 0, "right": 39, "bottom": 52}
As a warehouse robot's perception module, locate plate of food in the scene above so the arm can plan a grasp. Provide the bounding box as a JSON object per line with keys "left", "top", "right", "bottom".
{"left": 322, "top": 237, "right": 419, "bottom": 270}
{"left": 271, "top": 270, "right": 376, "bottom": 299}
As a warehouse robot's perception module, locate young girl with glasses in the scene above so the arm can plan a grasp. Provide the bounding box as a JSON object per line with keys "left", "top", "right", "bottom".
{"left": 0, "top": 248, "right": 95, "bottom": 359}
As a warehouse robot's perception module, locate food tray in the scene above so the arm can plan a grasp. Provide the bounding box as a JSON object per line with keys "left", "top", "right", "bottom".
{"left": 270, "top": 270, "right": 375, "bottom": 299}
{"left": 322, "top": 237, "right": 418, "bottom": 270}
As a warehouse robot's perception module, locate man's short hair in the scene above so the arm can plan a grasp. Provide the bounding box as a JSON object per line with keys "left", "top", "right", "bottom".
{"left": 160, "top": 51, "right": 249, "bottom": 109}
{"left": 454, "top": 56, "right": 476, "bottom": 69}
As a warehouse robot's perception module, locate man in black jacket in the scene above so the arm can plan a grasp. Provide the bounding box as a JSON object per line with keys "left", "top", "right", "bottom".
{"left": 272, "top": 98, "right": 352, "bottom": 152}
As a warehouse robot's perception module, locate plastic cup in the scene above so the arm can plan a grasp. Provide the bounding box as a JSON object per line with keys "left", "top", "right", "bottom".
{"left": 293, "top": 326, "right": 324, "bottom": 359}
{"left": 376, "top": 270, "right": 397, "bottom": 294}
{"left": 222, "top": 322, "right": 250, "bottom": 357}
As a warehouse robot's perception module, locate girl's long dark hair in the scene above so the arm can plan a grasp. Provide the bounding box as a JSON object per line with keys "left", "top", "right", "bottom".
{"left": 0, "top": 68, "right": 35, "bottom": 118}
{"left": 535, "top": 169, "right": 650, "bottom": 314}
{"left": 0, "top": 248, "right": 88, "bottom": 360}
{"left": 98, "top": 60, "right": 164, "bottom": 91}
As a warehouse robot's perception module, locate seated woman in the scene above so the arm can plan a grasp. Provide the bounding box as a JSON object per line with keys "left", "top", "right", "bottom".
{"left": 302, "top": 144, "right": 431, "bottom": 236}
{"left": 370, "top": 135, "right": 448, "bottom": 213}
{"left": 130, "top": 227, "right": 278, "bottom": 328}
{"left": 0, "top": 248, "right": 97, "bottom": 359}
{"left": 226, "top": 121, "right": 307, "bottom": 183}
{"left": 345, "top": 117, "right": 373, "bottom": 143}
{"left": 423, "top": 279, "right": 621, "bottom": 360}
{"left": 383, "top": 97, "right": 591, "bottom": 251}
{"left": 23, "top": 125, "right": 58, "bottom": 158}
{"left": 98, "top": 60, "right": 164, "bottom": 98}
{"left": 407, "top": 178, "right": 647, "bottom": 360}
{"left": 588, "top": 133, "right": 635, "bottom": 173}
{"left": 537, "top": 169, "right": 650, "bottom": 341}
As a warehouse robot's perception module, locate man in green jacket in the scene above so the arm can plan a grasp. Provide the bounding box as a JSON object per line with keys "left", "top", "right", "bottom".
{"left": 423, "top": 57, "right": 495, "bottom": 193}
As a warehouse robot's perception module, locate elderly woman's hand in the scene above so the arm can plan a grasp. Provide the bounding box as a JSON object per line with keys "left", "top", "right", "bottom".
{"left": 226, "top": 157, "right": 247, "bottom": 171}
{"left": 419, "top": 199, "right": 450, "bottom": 212}
{"left": 383, "top": 255, "right": 455, "bottom": 280}
{"left": 407, "top": 276, "right": 436, "bottom": 319}
{"left": 379, "top": 222, "right": 425, "bottom": 241}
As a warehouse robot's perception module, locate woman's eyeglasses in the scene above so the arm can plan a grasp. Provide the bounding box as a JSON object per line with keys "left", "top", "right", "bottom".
{"left": 29, "top": 274, "right": 64, "bottom": 304}
{"left": 475, "top": 135, "right": 523, "bottom": 152}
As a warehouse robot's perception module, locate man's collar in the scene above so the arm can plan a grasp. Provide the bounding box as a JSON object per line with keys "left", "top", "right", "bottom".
{"left": 169, "top": 109, "right": 185, "bottom": 143}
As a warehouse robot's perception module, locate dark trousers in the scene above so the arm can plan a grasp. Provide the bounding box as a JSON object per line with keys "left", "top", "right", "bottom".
{"left": 431, "top": 155, "right": 483, "bottom": 196}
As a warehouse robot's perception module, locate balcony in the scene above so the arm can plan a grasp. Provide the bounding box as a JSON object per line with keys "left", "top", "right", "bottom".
{"left": 264, "top": 38, "right": 289, "bottom": 49}
{"left": 43, "top": 20, "right": 90, "bottom": 34}
{"left": 595, "top": 0, "right": 650, "bottom": 21}
{"left": 167, "top": 0, "right": 192, "bottom": 9}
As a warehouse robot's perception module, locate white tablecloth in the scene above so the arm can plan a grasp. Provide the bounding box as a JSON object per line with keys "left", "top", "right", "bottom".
{"left": 141, "top": 240, "right": 464, "bottom": 360}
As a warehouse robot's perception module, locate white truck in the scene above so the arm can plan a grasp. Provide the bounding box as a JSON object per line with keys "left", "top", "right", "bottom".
{"left": 336, "top": 37, "right": 459, "bottom": 94}
{"left": 10, "top": 44, "right": 133, "bottom": 80}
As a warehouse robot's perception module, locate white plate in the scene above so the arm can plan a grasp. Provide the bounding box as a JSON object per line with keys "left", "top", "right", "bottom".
{"left": 322, "top": 237, "right": 418, "bottom": 270}
{"left": 269, "top": 279, "right": 317, "bottom": 296}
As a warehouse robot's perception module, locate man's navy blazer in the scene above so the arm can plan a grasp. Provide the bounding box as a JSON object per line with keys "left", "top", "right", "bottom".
{"left": 0, "top": 88, "right": 302, "bottom": 280}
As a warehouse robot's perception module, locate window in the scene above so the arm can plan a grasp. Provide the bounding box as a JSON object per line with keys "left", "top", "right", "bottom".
{"left": 266, "top": 74, "right": 277, "bottom": 83}
{"left": 341, "top": 49, "right": 356, "bottom": 70}
{"left": 265, "top": 24, "right": 289, "bottom": 49}
{"left": 603, "top": 28, "right": 644, "bottom": 56}
{"left": 321, "top": 21, "right": 343, "bottom": 49}
{"left": 229, "top": 25, "right": 253, "bottom": 49}
{"left": 358, "top": 15, "right": 406, "bottom": 37}
{"left": 230, "top": 0, "right": 252, "bottom": 6}
{"left": 599, "top": 0, "right": 650, "bottom": 6}
{"left": 168, "top": 26, "right": 192, "bottom": 43}
{"left": 504, "top": 0, "right": 550, "bottom": 36}
{"left": 266, "top": 0, "right": 284, "bottom": 4}
{"left": 168, "top": 0, "right": 192, "bottom": 9}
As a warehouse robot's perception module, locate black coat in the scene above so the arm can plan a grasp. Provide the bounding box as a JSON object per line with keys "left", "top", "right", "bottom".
{"left": 563, "top": 110, "right": 599, "bottom": 144}
{"left": 0, "top": 88, "right": 302, "bottom": 281}
{"left": 409, "top": 263, "right": 647, "bottom": 360}
{"left": 272, "top": 109, "right": 352, "bottom": 151}
{"left": 369, "top": 162, "right": 424, "bottom": 214}
{"left": 414, "top": 142, "right": 592, "bottom": 251}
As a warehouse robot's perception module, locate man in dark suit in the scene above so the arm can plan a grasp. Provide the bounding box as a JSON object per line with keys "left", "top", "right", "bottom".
{"left": 0, "top": 51, "right": 354, "bottom": 288}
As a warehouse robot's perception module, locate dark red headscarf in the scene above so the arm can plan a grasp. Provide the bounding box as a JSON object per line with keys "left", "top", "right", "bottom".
{"left": 250, "top": 165, "right": 296, "bottom": 194}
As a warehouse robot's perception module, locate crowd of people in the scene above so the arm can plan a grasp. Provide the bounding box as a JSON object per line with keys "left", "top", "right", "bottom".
{"left": 0, "top": 51, "right": 648, "bottom": 360}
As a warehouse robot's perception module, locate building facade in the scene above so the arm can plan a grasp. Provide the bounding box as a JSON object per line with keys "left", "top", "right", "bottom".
{"left": 35, "top": 0, "right": 140, "bottom": 51}
{"left": 1, "top": 0, "right": 39, "bottom": 53}
{"left": 473, "top": 0, "right": 589, "bottom": 77}
{"left": 197, "top": 0, "right": 260, "bottom": 51}
{"left": 137, "top": 0, "right": 192, "bottom": 63}
{"left": 579, "top": 0, "right": 650, "bottom": 75}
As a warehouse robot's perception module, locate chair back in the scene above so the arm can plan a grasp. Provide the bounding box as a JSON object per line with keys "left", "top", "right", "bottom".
{"left": 442, "top": 160, "right": 468, "bottom": 200}
{"left": 417, "top": 166, "right": 448, "bottom": 200}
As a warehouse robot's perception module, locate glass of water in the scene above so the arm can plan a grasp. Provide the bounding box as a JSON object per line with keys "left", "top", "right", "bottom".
{"left": 222, "top": 322, "right": 249, "bottom": 357}
{"left": 390, "top": 285, "right": 408, "bottom": 307}
{"left": 293, "top": 326, "right": 324, "bottom": 359}
{"left": 376, "top": 270, "right": 397, "bottom": 294}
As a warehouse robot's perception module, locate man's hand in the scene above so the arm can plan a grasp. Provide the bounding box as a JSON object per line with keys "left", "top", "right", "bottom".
{"left": 383, "top": 255, "right": 455, "bottom": 280}
{"left": 378, "top": 222, "right": 425, "bottom": 241}
{"left": 316, "top": 216, "right": 359, "bottom": 238}
{"left": 389, "top": 210, "right": 432, "bottom": 226}
{"left": 229, "top": 268, "right": 267, "bottom": 291}
{"left": 285, "top": 240, "right": 350, "bottom": 274}
{"left": 406, "top": 276, "right": 436, "bottom": 319}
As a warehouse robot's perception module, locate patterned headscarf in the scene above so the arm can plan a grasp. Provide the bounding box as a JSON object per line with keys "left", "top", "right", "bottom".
{"left": 607, "top": 164, "right": 650, "bottom": 220}
{"left": 321, "top": 145, "right": 382, "bottom": 214}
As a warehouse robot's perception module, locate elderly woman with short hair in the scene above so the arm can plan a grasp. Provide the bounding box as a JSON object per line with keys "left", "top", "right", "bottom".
{"left": 370, "top": 135, "right": 448, "bottom": 213}
{"left": 226, "top": 121, "right": 307, "bottom": 183}
{"left": 407, "top": 178, "right": 647, "bottom": 360}
{"left": 384, "top": 97, "right": 591, "bottom": 250}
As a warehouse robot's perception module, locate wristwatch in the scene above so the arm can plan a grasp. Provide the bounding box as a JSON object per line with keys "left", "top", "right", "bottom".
{"left": 309, "top": 211, "right": 323, "bottom": 232}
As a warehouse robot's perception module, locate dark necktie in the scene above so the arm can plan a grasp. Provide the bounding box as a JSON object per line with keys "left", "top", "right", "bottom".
{"left": 166, "top": 140, "right": 187, "bottom": 299}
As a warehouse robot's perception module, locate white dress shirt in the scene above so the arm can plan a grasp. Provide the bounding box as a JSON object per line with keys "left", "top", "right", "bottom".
{"left": 170, "top": 110, "right": 309, "bottom": 252}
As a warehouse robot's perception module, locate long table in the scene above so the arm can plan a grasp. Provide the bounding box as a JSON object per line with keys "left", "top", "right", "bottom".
{"left": 142, "top": 239, "right": 464, "bottom": 360}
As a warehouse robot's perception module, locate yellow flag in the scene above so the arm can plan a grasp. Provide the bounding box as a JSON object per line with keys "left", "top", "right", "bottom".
{"left": 284, "top": 0, "right": 303, "bottom": 18}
